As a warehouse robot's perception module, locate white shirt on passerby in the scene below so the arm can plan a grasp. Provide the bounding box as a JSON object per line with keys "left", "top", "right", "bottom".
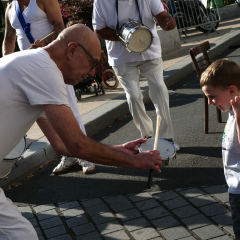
{"left": 9, "top": 0, "right": 53, "bottom": 51}
{"left": 0, "top": 48, "right": 69, "bottom": 161}
{"left": 92, "top": 0, "right": 164, "bottom": 67}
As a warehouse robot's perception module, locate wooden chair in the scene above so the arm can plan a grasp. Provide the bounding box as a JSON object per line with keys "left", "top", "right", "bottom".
{"left": 189, "top": 41, "right": 222, "bottom": 134}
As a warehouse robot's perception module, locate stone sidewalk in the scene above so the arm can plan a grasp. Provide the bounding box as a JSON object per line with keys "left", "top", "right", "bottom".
{"left": 18, "top": 185, "right": 234, "bottom": 240}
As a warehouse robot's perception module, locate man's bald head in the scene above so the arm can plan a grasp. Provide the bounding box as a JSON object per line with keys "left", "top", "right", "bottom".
{"left": 44, "top": 24, "right": 102, "bottom": 85}
{"left": 57, "top": 24, "right": 100, "bottom": 52}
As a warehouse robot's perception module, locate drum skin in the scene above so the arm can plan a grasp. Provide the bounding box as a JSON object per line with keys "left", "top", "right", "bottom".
{"left": 138, "top": 138, "right": 176, "bottom": 166}
{"left": 118, "top": 20, "right": 153, "bottom": 53}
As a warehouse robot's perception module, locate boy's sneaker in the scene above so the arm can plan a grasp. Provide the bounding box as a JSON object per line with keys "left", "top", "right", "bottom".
{"left": 53, "top": 156, "right": 80, "bottom": 175}
{"left": 79, "top": 160, "right": 96, "bottom": 174}
{"left": 53, "top": 157, "right": 96, "bottom": 174}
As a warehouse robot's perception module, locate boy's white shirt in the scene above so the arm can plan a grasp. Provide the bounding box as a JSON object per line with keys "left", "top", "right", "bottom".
{"left": 222, "top": 109, "right": 240, "bottom": 194}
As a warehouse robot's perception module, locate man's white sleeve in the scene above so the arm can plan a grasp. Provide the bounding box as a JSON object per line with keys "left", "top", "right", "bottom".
{"left": 150, "top": 0, "right": 164, "bottom": 16}
{"left": 92, "top": 0, "right": 107, "bottom": 30}
{"left": 17, "top": 67, "right": 69, "bottom": 107}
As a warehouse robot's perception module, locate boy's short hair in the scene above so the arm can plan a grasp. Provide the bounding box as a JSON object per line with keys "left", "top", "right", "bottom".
{"left": 200, "top": 58, "right": 240, "bottom": 90}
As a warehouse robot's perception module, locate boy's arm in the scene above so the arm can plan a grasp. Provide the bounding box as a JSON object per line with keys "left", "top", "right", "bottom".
{"left": 231, "top": 96, "right": 240, "bottom": 144}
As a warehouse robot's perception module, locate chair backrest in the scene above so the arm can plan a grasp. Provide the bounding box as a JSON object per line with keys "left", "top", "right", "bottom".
{"left": 189, "top": 41, "right": 211, "bottom": 79}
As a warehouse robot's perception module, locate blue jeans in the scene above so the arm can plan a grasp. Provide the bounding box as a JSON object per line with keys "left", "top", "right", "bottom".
{"left": 229, "top": 193, "right": 240, "bottom": 240}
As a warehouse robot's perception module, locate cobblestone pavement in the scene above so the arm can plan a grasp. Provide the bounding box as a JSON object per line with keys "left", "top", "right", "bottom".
{"left": 18, "top": 185, "right": 234, "bottom": 240}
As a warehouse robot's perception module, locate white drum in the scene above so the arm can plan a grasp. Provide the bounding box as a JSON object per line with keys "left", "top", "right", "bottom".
{"left": 138, "top": 138, "right": 176, "bottom": 166}
{"left": 118, "top": 20, "right": 153, "bottom": 53}
{"left": 0, "top": 137, "right": 27, "bottom": 179}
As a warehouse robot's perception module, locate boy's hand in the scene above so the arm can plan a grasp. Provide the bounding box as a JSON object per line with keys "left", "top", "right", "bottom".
{"left": 231, "top": 96, "right": 240, "bottom": 117}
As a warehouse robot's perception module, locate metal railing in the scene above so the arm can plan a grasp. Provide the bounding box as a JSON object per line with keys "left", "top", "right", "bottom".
{"left": 162, "top": 0, "right": 221, "bottom": 36}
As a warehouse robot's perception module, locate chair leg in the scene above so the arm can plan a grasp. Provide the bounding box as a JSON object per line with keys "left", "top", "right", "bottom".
{"left": 204, "top": 94, "right": 208, "bottom": 134}
{"left": 216, "top": 107, "right": 222, "bottom": 123}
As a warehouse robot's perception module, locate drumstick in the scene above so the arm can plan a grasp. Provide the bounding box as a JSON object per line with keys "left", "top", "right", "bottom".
{"left": 28, "top": 31, "right": 55, "bottom": 49}
{"left": 147, "top": 115, "right": 162, "bottom": 189}
{"left": 154, "top": 115, "right": 161, "bottom": 150}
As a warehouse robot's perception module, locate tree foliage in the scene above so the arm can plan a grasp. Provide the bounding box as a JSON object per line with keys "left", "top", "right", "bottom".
{"left": 60, "top": 0, "right": 94, "bottom": 28}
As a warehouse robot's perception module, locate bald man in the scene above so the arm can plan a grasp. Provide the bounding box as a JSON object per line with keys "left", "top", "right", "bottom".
{"left": 2, "top": 0, "right": 96, "bottom": 175}
{"left": 0, "top": 24, "right": 162, "bottom": 239}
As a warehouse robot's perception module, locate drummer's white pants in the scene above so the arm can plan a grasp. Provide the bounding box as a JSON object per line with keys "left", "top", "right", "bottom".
{"left": 0, "top": 188, "right": 38, "bottom": 240}
{"left": 112, "top": 58, "right": 174, "bottom": 139}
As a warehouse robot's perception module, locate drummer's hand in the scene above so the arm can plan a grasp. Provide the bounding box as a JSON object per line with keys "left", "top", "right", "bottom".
{"left": 134, "top": 150, "right": 162, "bottom": 173}
{"left": 30, "top": 39, "right": 43, "bottom": 49}
{"left": 121, "top": 138, "right": 148, "bottom": 155}
{"left": 165, "top": 16, "right": 176, "bottom": 30}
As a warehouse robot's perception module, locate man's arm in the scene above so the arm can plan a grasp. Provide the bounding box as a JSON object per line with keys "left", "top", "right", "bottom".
{"left": 2, "top": 3, "right": 17, "bottom": 56}
{"left": 33, "top": 0, "right": 65, "bottom": 47}
{"left": 37, "top": 118, "right": 148, "bottom": 156}
{"left": 155, "top": 11, "right": 176, "bottom": 31}
{"left": 94, "top": 28, "right": 120, "bottom": 41}
{"left": 37, "top": 118, "right": 71, "bottom": 156}
{"left": 43, "top": 104, "right": 162, "bottom": 172}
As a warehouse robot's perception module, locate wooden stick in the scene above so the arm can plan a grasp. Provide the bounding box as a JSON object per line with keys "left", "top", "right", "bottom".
{"left": 28, "top": 31, "right": 55, "bottom": 49}
{"left": 147, "top": 115, "right": 162, "bottom": 189}
{"left": 154, "top": 115, "right": 161, "bottom": 150}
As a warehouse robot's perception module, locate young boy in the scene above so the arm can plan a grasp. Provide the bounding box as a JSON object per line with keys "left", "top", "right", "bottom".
{"left": 201, "top": 58, "right": 240, "bottom": 240}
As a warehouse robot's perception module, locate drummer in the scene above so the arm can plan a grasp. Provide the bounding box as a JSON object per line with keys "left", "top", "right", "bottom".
{"left": 92, "top": 0, "right": 180, "bottom": 150}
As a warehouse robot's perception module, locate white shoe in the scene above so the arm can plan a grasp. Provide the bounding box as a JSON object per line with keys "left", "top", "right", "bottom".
{"left": 79, "top": 160, "right": 96, "bottom": 174}
{"left": 52, "top": 156, "right": 80, "bottom": 175}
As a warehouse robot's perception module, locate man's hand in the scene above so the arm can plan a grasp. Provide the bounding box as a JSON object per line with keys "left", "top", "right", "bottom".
{"left": 164, "top": 16, "right": 176, "bottom": 30}
{"left": 30, "top": 39, "right": 44, "bottom": 49}
{"left": 120, "top": 138, "right": 148, "bottom": 155}
{"left": 155, "top": 11, "right": 176, "bottom": 31}
{"left": 134, "top": 150, "right": 162, "bottom": 173}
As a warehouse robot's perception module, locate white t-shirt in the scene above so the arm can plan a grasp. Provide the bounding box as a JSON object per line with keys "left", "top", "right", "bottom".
{"left": 92, "top": 0, "right": 164, "bottom": 66}
{"left": 0, "top": 48, "right": 69, "bottom": 161}
{"left": 222, "top": 109, "right": 240, "bottom": 194}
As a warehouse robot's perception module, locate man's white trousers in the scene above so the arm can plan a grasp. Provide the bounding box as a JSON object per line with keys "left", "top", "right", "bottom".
{"left": 0, "top": 188, "right": 38, "bottom": 239}
{"left": 113, "top": 58, "right": 174, "bottom": 139}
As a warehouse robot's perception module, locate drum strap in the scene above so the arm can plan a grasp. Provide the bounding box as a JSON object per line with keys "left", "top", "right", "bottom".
{"left": 116, "top": 0, "right": 142, "bottom": 30}
{"left": 15, "top": 1, "right": 35, "bottom": 44}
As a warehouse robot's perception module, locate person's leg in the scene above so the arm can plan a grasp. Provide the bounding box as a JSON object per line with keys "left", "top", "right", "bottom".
{"left": 52, "top": 85, "right": 96, "bottom": 175}
{"left": 0, "top": 188, "right": 38, "bottom": 240}
{"left": 139, "top": 58, "right": 174, "bottom": 140}
{"left": 229, "top": 193, "right": 240, "bottom": 240}
{"left": 113, "top": 62, "right": 153, "bottom": 138}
